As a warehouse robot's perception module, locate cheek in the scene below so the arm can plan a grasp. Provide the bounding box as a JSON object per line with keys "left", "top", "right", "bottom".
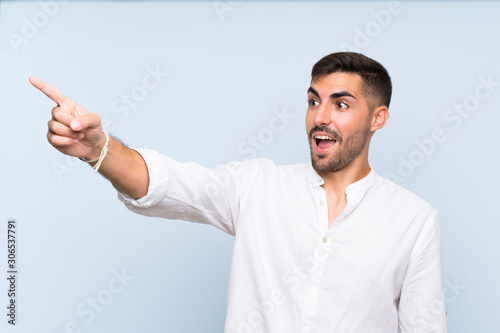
{"left": 333, "top": 118, "right": 352, "bottom": 137}
{"left": 336, "top": 113, "right": 368, "bottom": 135}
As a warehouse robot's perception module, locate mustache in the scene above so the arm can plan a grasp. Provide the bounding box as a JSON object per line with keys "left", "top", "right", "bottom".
{"left": 309, "top": 126, "right": 342, "bottom": 143}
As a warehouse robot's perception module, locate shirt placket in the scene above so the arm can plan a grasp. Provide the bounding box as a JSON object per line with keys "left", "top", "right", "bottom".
{"left": 300, "top": 181, "right": 331, "bottom": 333}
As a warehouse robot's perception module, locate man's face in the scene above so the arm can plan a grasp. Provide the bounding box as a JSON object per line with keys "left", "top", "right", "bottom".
{"left": 306, "top": 72, "right": 373, "bottom": 173}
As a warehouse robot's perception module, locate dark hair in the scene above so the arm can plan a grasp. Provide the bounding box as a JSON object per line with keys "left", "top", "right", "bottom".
{"left": 311, "top": 52, "right": 392, "bottom": 110}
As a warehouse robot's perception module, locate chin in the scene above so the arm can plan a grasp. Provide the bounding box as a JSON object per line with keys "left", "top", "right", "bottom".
{"left": 311, "top": 153, "right": 334, "bottom": 172}
{"left": 311, "top": 148, "right": 354, "bottom": 173}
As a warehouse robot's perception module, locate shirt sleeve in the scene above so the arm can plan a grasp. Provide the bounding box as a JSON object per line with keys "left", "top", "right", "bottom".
{"left": 113, "top": 148, "right": 249, "bottom": 236}
{"left": 398, "top": 213, "right": 448, "bottom": 332}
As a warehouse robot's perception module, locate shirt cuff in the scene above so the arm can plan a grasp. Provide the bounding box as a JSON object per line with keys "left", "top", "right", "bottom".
{"left": 113, "top": 147, "right": 169, "bottom": 208}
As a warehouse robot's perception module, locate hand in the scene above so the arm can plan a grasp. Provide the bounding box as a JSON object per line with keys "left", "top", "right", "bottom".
{"left": 30, "top": 76, "right": 105, "bottom": 160}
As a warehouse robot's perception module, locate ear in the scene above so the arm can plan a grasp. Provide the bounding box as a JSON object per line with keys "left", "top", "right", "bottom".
{"left": 369, "top": 106, "right": 389, "bottom": 133}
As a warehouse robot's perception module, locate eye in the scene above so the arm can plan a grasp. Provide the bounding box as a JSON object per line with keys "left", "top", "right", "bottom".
{"left": 337, "top": 101, "right": 348, "bottom": 109}
{"left": 308, "top": 99, "right": 319, "bottom": 107}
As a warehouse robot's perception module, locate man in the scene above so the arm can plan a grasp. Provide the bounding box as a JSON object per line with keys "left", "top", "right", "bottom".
{"left": 31, "top": 52, "right": 447, "bottom": 332}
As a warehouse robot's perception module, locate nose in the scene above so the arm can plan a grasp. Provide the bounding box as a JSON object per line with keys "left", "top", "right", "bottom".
{"left": 314, "top": 104, "right": 331, "bottom": 127}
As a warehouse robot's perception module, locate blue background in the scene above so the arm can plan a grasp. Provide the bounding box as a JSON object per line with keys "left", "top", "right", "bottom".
{"left": 1, "top": 1, "right": 499, "bottom": 332}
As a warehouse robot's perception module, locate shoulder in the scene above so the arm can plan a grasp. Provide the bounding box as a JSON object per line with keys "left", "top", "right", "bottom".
{"left": 371, "top": 172, "right": 438, "bottom": 217}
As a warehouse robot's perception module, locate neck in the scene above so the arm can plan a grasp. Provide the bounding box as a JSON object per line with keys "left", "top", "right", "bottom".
{"left": 316, "top": 157, "right": 371, "bottom": 197}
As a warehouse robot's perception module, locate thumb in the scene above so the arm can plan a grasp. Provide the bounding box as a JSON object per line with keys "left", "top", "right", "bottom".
{"left": 70, "top": 112, "right": 101, "bottom": 132}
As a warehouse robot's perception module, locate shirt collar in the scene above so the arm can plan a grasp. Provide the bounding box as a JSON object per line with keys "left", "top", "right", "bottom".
{"left": 305, "top": 162, "right": 378, "bottom": 195}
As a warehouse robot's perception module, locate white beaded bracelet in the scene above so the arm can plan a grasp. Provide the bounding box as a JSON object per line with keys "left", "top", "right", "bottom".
{"left": 80, "top": 131, "right": 110, "bottom": 181}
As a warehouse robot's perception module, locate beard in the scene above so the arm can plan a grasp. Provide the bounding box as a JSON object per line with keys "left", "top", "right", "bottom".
{"left": 309, "top": 122, "right": 371, "bottom": 173}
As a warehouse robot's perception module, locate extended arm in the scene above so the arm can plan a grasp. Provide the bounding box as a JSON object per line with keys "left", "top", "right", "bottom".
{"left": 30, "top": 76, "right": 149, "bottom": 199}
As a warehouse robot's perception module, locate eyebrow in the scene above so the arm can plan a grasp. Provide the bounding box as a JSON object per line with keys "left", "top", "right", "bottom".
{"left": 307, "top": 87, "right": 357, "bottom": 100}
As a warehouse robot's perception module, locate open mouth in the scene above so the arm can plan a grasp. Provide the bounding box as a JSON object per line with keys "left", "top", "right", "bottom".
{"left": 314, "top": 134, "right": 337, "bottom": 153}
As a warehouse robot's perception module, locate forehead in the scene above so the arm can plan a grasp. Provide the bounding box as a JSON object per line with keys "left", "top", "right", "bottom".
{"left": 310, "top": 72, "right": 364, "bottom": 97}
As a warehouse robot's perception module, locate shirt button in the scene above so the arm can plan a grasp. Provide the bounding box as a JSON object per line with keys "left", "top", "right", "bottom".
{"left": 319, "top": 200, "right": 324, "bottom": 205}
{"left": 317, "top": 179, "right": 322, "bottom": 183}
{"left": 322, "top": 237, "right": 327, "bottom": 243}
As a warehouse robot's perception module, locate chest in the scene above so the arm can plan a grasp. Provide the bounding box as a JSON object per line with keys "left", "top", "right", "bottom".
{"left": 326, "top": 194, "right": 347, "bottom": 228}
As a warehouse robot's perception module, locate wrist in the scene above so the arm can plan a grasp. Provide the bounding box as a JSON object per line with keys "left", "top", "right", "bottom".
{"left": 80, "top": 131, "right": 111, "bottom": 182}
{"left": 82, "top": 133, "right": 108, "bottom": 162}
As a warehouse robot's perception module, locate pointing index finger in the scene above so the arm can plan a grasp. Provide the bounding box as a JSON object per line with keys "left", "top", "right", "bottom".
{"left": 29, "top": 76, "right": 71, "bottom": 107}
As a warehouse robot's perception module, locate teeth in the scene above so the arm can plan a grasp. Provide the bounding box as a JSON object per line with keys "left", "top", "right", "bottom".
{"left": 315, "top": 135, "right": 333, "bottom": 140}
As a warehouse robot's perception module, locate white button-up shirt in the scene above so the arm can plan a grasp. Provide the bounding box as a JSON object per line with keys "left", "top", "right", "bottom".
{"left": 115, "top": 148, "right": 447, "bottom": 333}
